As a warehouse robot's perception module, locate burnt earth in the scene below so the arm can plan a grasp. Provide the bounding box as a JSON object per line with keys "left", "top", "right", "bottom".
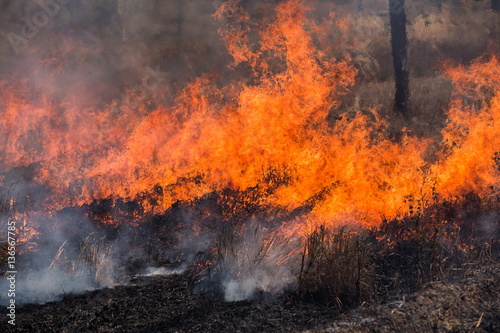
{"left": 4, "top": 272, "right": 338, "bottom": 333}
{"left": 311, "top": 263, "right": 500, "bottom": 333}
{"left": 1, "top": 263, "right": 499, "bottom": 333}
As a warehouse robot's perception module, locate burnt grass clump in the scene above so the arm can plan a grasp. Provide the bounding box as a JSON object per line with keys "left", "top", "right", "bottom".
{"left": 369, "top": 192, "right": 500, "bottom": 298}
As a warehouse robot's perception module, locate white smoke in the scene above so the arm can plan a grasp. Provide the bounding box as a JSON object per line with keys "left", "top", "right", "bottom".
{"left": 0, "top": 268, "right": 95, "bottom": 306}
{"left": 0, "top": 209, "right": 118, "bottom": 306}
{"left": 140, "top": 264, "right": 187, "bottom": 277}
{"left": 218, "top": 221, "right": 299, "bottom": 302}
{"left": 478, "top": 212, "right": 499, "bottom": 238}
{"left": 223, "top": 277, "right": 258, "bottom": 302}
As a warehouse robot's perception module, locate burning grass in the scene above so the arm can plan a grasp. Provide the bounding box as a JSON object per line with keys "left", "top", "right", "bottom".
{"left": 1, "top": 0, "right": 499, "bottom": 231}
{"left": 0, "top": 1, "right": 499, "bottom": 329}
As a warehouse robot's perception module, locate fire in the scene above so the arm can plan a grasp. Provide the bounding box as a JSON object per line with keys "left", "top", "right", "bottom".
{"left": 0, "top": 0, "right": 499, "bottom": 241}
{"left": 434, "top": 56, "right": 500, "bottom": 200}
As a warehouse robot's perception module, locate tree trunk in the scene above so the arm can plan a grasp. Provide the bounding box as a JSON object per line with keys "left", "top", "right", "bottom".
{"left": 357, "top": 0, "right": 363, "bottom": 11}
{"left": 493, "top": 0, "right": 499, "bottom": 13}
{"left": 390, "top": 0, "right": 410, "bottom": 115}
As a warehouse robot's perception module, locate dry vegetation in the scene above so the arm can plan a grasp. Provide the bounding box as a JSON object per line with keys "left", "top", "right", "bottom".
{"left": 211, "top": 221, "right": 297, "bottom": 301}
{"left": 298, "top": 226, "right": 371, "bottom": 310}
{"left": 70, "top": 235, "right": 115, "bottom": 287}
{"left": 327, "top": 0, "right": 499, "bottom": 138}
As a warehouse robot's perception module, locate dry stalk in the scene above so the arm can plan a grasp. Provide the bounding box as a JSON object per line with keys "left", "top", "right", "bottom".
{"left": 299, "top": 225, "right": 371, "bottom": 310}
{"left": 214, "top": 222, "right": 296, "bottom": 292}
{"left": 49, "top": 240, "right": 68, "bottom": 270}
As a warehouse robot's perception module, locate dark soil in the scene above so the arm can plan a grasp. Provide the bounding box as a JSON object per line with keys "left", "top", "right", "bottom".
{"left": 4, "top": 272, "right": 338, "bottom": 333}
{"left": 1, "top": 262, "right": 498, "bottom": 333}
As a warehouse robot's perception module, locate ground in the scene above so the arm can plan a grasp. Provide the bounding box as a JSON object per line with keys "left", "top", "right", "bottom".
{"left": 2, "top": 262, "right": 498, "bottom": 333}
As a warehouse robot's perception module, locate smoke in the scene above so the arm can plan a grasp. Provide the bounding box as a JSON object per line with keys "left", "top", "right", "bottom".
{"left": 478, "top": 212, "right": 500, "bottom": 238}
{"left": 222, "top": 263, "right": 296, "bottom": 302}
{"left": 217, "top": 221, "right": 299, "bottom": 302}
{"left": 0, "top": 1, "right": 227, "bottom": 306}
{"left": 0, "top": 240, "right": 116, "bottom": 306}
{"left": 0, "top": 189, "right": 120, "bottom": 306}
{"left": 223, "top": 278, "right": 259, "bottom": 302}
{"left": 0, "top": 0, "right": 228, "bottom": 106}
{"left": 141, "top": 265, "right": 187, "bottom": 277}
{"left": 0, "top": 268, "right": 95, "bottom": 306}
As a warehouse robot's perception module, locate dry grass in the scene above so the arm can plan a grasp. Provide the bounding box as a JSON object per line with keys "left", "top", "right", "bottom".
{"left": 212, "top": 221, "right": 298, "bottom": 300}
{"left": 298, "top": 226, "right": 371, "bottom": 310}
{"left": 323, "top": 1, "right": 498, "bottom": 142}
{"left": 45, "top": 234, "right": 116, "bottom": 287}
{"left": 74, "top": 234, "right": 115, "bottom": 286}
{"left": 332, "top": 75, "right": 453, "bottom": 140}
{"left": 327, "top": 0, "right": 500, "bottom": 80}
{"left": 370, "top": 192, "right": 500, "bottom": 299}
{"left": 408, "top": 0, "right": 499, "bottom": 74}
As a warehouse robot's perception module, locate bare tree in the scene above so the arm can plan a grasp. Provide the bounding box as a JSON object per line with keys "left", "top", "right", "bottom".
{"left": 389, "top": 0, "right": 410, "bottom": 115}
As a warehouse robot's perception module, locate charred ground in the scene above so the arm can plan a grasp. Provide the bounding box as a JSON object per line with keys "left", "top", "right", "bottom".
{"left": 1, "top": 185, "right": 499, "bottom": 332}
{"left": 2, "top": 262, "right": 497, "bottom": 333}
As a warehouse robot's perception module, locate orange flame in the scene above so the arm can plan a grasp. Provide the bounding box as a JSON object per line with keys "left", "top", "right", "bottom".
{"left": 434, "top": 56, "right": 500, "bottom": 200}
{"left": 0, "top": 0, "right": 499, "bottom": 236}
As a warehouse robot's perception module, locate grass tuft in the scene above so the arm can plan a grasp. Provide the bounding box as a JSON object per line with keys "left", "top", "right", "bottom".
{"left": 298, "top": 226, "right": 371, "bottom": 310}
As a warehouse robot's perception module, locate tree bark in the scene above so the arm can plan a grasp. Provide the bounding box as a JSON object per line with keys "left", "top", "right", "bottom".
{"left": 390, "top": 0, "right": 410, "bottom": 115}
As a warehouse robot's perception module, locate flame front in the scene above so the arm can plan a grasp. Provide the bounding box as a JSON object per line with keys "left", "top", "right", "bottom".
{"left": 0, "top": 0, "right": 499, "bottom": 241}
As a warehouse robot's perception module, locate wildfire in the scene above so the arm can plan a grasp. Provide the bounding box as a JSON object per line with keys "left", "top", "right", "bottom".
{"left": 434, "top": 55, "right": 500, "bottom": 200}
{"left": 0, "top": 0, "right": 499, "bottom": 242}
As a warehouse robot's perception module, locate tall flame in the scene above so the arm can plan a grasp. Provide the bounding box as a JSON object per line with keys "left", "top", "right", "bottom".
{"left": 434, "top": 56, "right": 500, "bottom": 200}
{"left": 0, "top": 0, "right": 499, "bottom": 235}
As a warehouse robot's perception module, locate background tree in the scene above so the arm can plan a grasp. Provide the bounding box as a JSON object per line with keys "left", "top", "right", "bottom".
{"left": 389, "top": 0, "right": 410, "bottom": 115}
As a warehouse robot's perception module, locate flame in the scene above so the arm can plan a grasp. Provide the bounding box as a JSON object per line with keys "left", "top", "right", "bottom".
{"left": 434, "top": 56, "right": 500, "bottom": 200}
{"left": 0, "top": 0, "right": 499, "bottom": 240}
